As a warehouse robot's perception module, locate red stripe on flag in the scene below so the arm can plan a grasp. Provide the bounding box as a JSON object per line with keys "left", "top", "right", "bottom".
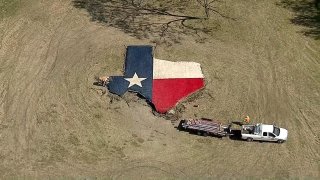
{"left": 152, "top": 78, "right": 204, "bottom": 113}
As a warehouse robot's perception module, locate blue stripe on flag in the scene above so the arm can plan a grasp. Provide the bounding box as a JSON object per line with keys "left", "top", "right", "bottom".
{"left": 107, "top": 45, "right": 153, "bottom": 101}
{"left": 107, "top": 76, "right": 129, "bottom": 95}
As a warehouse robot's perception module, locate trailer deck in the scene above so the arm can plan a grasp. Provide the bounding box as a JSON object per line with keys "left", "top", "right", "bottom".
{"left": 179, "top": 118, "right": 229, "bottom": 137}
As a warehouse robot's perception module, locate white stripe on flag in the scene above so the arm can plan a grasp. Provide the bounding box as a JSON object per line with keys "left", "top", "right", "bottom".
{"left": 153, "top": 58, "right": 204, "bottom": 79}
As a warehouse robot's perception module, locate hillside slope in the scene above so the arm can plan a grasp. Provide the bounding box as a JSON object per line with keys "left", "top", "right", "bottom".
{"left": 0, "top": 0, "right": 319, "bottom": 178}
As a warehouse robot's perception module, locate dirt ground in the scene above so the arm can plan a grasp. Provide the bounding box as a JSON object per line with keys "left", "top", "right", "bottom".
{"left": 0, "top": 0, "right": 319, "bottom": 179}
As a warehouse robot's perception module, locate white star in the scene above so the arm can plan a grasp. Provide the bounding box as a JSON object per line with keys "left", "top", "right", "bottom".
{"left": 125, "top": 73, "right": 147, "bottom": 88}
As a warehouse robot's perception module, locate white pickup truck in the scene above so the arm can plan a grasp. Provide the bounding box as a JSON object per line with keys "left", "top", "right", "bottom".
{"left": 241, "top": 123, "right": 288, "bottom": 143}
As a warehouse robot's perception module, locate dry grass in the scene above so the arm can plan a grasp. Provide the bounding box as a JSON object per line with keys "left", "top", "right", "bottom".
{"left": 0, "top": 0, "right": 319, "bottom": 179}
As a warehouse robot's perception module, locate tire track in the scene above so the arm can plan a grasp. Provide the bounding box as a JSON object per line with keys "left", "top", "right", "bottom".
{"left": 111, "top": 159, "right": 186, "bottom": 179}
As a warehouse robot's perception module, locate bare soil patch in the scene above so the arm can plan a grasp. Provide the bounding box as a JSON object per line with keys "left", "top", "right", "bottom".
{"left": 0, "top": 0, "right": 319, "bottom": 179}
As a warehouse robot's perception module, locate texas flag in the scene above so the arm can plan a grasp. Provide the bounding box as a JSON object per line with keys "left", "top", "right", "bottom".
{"left": 107, "top": 45, "right": 204, "bottom": 113}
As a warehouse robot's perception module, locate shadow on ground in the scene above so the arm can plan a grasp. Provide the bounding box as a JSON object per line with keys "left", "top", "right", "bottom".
{"left": 278, "top": 0, "right": 320, "bottom": 40}
{"left": 72, "top": 0, "right": 226, "bottom": 45}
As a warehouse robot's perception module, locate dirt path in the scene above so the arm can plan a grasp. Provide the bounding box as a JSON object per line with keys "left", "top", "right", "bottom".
{"left": 0, "top": 0, "right": 319, "bottom": 178}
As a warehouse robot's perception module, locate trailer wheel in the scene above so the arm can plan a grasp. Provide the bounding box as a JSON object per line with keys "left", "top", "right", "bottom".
{"left": 247, "top": 138, "right": 253, "bottom": 142}
{"left": 197, "top": 131, "right": 202, "bottom": 136}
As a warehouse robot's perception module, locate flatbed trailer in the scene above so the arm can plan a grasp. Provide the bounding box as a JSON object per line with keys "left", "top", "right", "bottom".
{"left": 179, "top": 118, "right": 230, "bottom": 137}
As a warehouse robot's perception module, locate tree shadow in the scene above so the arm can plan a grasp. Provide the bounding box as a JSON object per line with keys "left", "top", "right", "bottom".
{"left": 278, "top": 0, "right": 320, "bottom": 40}
{"left": 72, "top": 0, "right": 230, "bottom": 45}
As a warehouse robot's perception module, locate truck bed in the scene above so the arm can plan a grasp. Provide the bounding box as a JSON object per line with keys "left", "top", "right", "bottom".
{"left": 241, "top": 125, "right": 255, "bottom": 134}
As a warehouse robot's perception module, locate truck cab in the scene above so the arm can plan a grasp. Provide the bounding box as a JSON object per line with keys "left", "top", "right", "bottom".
{"left": 241, "top": 123, "right": 288, "bottom": 143}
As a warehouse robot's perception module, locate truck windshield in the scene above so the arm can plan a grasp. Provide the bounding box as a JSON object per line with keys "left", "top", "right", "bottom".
{"left": 273, "top": 127, "right": 280, "bottom": 136}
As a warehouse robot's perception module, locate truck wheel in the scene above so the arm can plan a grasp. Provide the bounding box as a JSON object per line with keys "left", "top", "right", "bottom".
{"left": 197, "top": 131, "right": 202, "bottom": 136}
{"left": 277, "top": 140, "right": 284, "bottom": 144}
{"left": 203, "top": 132, "right": 208, "bottom": 137}
{"left": 247, "top": 138, "right": 253, "bottom": 142}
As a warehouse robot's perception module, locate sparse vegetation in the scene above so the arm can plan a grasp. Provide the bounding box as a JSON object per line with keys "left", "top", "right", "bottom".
{"left": 72, "top": 0, "right": 231, "bottom": 44}
{"left": 0, "top": 0, "right": 319, "bottom": 179}
{"left": 279, "top": 0, "right": 320, "bottom": 39}
{"left": 0, "top": 0, "right": 20, "bottom": 19}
